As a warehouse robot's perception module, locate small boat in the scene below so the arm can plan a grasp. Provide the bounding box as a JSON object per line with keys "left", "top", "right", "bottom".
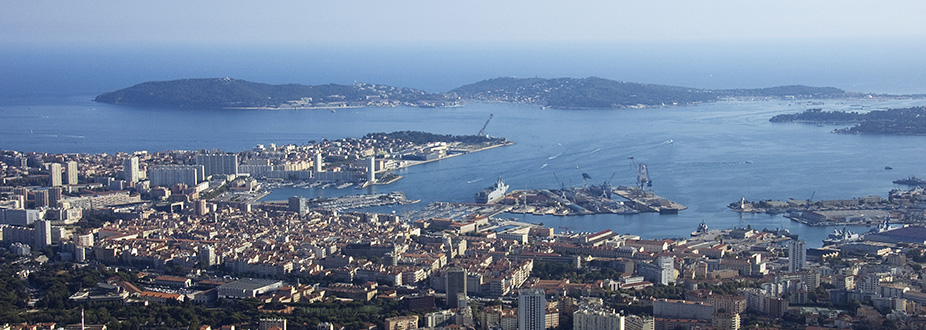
{"left": 885, "top": 166, "right": 893, "bottom": 170}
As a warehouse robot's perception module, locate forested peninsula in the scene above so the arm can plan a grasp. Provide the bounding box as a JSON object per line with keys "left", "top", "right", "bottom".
{"left": 770, "top": 106, "right": 926, "bottom": 135}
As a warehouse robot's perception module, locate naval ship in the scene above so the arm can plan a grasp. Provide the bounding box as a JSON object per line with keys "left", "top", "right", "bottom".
{"left": 475, "top": 177, "right": 509, "bottom": 204}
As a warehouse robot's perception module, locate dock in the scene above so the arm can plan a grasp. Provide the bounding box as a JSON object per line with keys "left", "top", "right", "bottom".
{"left": 612, "top": 186, "right": 687, "bottom": 214}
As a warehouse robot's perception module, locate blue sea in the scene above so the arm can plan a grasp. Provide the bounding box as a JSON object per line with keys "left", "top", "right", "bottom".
{"left": 2, "top": 40, "right": 926, "bottom": 246}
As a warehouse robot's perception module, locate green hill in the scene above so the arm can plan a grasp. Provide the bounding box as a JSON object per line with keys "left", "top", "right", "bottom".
{"left": 94, "top": 76, "right": 848, "bottom": 110}
{"left": 451, "top": 77, "right": 846, "bottom": 109}
{"left": 93, "top": 78, "right": 452, "bottom": 108}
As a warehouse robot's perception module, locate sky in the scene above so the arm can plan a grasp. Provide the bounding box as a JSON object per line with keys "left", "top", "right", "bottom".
{"left": 3, "top": 0, "right": 926, "bottom": 45}
{"left": 3, "top": 1, "right": 926, "bottom": 96}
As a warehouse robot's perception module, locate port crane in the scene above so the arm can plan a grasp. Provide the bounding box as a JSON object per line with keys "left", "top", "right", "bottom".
{"left": 552, "top": 172, "right": 566, "bottom": 190}
{"left": 601, "top": 172, "right": 616, "bottom": 199}
{"left": 582, "top": 173, "right": 592, "bottom": 188}
{"left": 551, "top": 172, "right": 568, "bottom": 199}
{"left": 628, "top": 157, "right": 652, "bottom": 193}
{"left": 476, "top": 113, "right": 494, "bottom": 136}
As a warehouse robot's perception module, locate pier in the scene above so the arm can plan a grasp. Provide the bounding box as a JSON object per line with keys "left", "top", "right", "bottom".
{"left": 612, "top": 186, "right": 687, "bottom": 214}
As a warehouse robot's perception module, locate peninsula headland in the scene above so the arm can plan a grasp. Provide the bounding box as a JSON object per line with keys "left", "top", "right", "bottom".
{"left": 770, "top": 106, "right": 926, "bottom": 135}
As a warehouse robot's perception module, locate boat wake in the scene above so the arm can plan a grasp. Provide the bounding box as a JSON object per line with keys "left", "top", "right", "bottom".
{"left": 467, "top": 179, "right": 484, "bottom": 184}
{"left": 548, "top": 143, "right": 565, "bottom": 159}
{"left": 539, "top": 163, "right": 548, "bottom": 170}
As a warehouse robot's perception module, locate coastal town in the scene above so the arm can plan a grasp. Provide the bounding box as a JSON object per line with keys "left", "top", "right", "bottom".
{"left": 3, "top": 132, "right": 926, "bottom": 330}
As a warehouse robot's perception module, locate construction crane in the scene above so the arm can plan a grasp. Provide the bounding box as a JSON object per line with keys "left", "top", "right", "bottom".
{"left": 476, "top": 113, "right": 494, "bottom": 136}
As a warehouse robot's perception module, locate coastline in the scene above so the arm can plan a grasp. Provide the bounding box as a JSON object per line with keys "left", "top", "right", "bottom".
{"left": 390, "top": 141, "right": 515, "bottom": 171}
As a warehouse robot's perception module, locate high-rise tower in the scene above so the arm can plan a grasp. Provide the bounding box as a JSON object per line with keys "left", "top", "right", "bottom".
{"left": 519, "top": 288, "right": 547, "bottom": 330}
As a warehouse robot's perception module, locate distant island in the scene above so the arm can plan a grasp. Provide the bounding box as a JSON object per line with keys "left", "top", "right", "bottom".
{"left": 451, "top": 77, "right": 847, "bottom": 109}
{"left": 93, "top": 77, "right": 457, "bottom": 109}
{"left": 770, "top": 106, "right": 926, "bottom": 135}
{"left": 94, "top": 76, "right": 851, "bottom": 110}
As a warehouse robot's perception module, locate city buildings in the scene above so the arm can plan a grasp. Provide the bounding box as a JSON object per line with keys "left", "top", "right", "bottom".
{"left": 789, "top": 238, "right": 807, "bottom": 272}
{"left": 148, "top": 165, "right": 205, "bottom": 187}
{"left": 573, "top": 298, "right": 624, "bottom": 330}
{"left": 196, "top": 153, "right": 239, "bottom": 177}
{"left": 123, "top": 157, "right": 140, "bottom": 183}
{"left": 48, "top": 162, "right": 62, "bottom": 187}
{"left": 446, "top": 268, "right": 467, "bottom": 309}
{"left": 65, "top": 160, "right": 78, "bottom": 185}
{"left": 518, "top": 288, "right": 546, "bottom": 330}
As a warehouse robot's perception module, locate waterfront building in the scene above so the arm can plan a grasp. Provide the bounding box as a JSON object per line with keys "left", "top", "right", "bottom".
{"left": 519, "top": 288, "right": 546, "bottom": 330}
{"left": 123, "top": 157, "right": 140, "bottom": 182}
{"left": 196, "top": 153, "right": 239, "bottom": 177}
{"left": 789, "top": 238, "right": 807, "bottom": 272}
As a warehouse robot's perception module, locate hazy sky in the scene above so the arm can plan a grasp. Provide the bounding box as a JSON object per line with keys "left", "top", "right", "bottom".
{"left": 3, "top": 0, "right": 926, "bottom": 45}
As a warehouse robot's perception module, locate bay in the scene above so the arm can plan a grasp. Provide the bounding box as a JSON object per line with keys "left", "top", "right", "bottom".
{"left": 2, "top": 96, "right": 926, "bottom": 247}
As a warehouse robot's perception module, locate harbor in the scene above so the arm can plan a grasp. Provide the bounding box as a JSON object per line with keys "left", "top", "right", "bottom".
{"left": 612, "top": 186, "right": 688, "bottom": 214}
{"left": 730, "top": 182, "right": 926, "bottom": 226}
{"left": 265, "top": 191, "right": 417, "bottom": 212}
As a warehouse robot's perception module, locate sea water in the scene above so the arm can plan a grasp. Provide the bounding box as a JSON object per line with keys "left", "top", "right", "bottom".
{"left": 2, "top": 41, "right": 926, "bottom": 246}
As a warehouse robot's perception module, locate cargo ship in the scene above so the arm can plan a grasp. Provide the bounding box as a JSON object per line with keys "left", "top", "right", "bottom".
{"left": 475, "top": 177, "right": 509, "bottom": 204}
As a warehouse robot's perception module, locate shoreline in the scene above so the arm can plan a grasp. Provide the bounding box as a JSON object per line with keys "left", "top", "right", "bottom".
{"left": 391, "top": 141, "right": 515, "bottom": 171}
